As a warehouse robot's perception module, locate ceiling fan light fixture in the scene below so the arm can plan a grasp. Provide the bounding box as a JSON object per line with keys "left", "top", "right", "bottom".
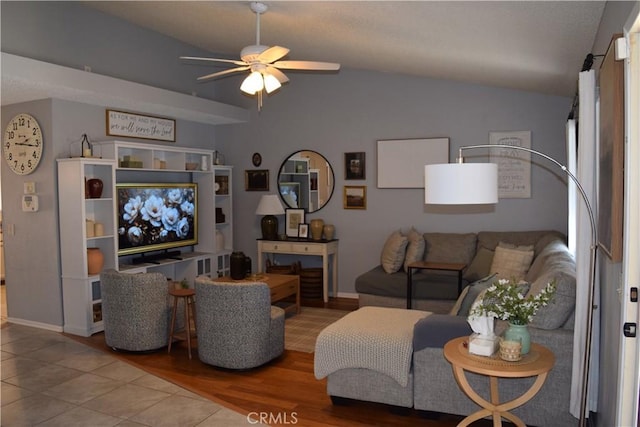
{"left": 240, "top": 71, "right": 264, "bottom": 95}
{"left": 263, "top": 73, "right": 281, "bottom": 93}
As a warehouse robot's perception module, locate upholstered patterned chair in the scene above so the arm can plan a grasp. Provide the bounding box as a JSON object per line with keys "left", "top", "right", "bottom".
{"left": 195, "top": 276, "right": 285, "bottom": 369}
{"left": 100, "top": 269, "right": 178, "bottom": 352}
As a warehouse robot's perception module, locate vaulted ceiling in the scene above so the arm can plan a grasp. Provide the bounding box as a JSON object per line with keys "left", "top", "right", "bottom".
{"left": 84, "top": 1, "right": 606, "bottom": 97}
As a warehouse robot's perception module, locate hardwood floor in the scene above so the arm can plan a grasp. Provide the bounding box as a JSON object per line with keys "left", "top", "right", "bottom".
{"left": 68, "top": 297, "right": 499, "bottom": 426}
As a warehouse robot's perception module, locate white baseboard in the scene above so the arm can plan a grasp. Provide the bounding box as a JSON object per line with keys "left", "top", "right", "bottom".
{"left": 6, "top": 317, "right": 64, "bottom": 333}
{"left": 336, "top": 292, "right": 359, "bottom": 299}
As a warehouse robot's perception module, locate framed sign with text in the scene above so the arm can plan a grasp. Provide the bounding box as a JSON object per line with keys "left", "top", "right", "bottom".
{"left": 489, "top": 131, "right": 531, "bottom": 198}
{"left": 106, "top": 109, "right": 176, "bottom": 142}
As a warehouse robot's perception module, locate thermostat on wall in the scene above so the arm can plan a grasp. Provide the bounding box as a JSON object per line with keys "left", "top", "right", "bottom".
{"left": 22, "top": 194, "right": 39, "bottom": 212}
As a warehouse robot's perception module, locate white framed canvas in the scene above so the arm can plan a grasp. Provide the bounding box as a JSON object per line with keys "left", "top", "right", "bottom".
{"left": 489, "top": 131, "right": 531, "bottom": 198}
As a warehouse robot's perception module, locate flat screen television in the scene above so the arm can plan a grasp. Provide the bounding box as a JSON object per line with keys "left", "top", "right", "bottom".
{"left": 116, "top": 183, "right": 198, "bottom": 258}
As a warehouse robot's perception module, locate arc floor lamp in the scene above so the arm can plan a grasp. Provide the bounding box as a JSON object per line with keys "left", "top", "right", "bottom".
{"left": 425, "top": 144, "right": 598, "bottom": 426}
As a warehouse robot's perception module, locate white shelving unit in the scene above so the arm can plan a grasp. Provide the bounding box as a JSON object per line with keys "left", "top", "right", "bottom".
{"left": 57, "top": 158, "right": 117, "bottom": 336}
{"left": 214, "top": 166, "right": 233, "bottom": 277}
{"left": 58, "top": 141, "right": 233, "bottom": 336}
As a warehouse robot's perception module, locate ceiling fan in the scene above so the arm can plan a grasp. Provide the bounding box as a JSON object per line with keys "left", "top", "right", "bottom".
{"left": 180, "top": 2, "right": 340, "bottom": 110}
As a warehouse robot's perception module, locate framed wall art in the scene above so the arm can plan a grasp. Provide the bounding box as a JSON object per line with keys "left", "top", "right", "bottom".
{"left": 344, "top": 185, "right": 367, "bottom": 209}
{"left": 377, "top": 138, "right": 449, "bottom": 188}
{"left": 344, "top": 152, "right": 366, "bottom": 180}
{"left": 489, "top": 131, "right": 531, "bottom": 198}
{"left": 106, "top": 109, "right": 176, "bottom": 142}
{"left": 285, "top": 208, "right": 305, "bottom": 237}
{"left": 245, "top": 169, "right": 269, "bottom": 191}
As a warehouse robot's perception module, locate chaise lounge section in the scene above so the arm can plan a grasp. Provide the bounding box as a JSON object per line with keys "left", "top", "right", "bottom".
{"left": 317, "top": 229, "right": 577, "bottom": 426}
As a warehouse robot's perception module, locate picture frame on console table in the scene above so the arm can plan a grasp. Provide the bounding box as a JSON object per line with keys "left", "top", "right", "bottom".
{"left": 285, "top": 208, "right": 305, "bottom": 237}
{"left": 298, "top": 223, "right": 309, "bottom": 239}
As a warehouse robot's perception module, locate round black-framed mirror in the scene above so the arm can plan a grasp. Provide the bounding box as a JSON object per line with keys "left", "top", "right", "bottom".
{"left": 277, "top": 150, "right": 335, "bottom": 213}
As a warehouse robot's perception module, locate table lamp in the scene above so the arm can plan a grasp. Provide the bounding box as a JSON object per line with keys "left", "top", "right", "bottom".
{"left": 256, "top": 194, "right": 285, "bottom": 240}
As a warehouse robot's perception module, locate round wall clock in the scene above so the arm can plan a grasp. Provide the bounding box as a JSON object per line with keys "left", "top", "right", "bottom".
{"left": 3, "top": 113, "right": 44, "bottom": 175}
{"left": 252, "top": 152, "right": 262, "bottom": 167}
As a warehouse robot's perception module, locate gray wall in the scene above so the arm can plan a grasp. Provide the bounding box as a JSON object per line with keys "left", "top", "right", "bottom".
{"left": 0, "top": 3, "right": 573, "bottom": 309}
{"left": 217, "top": 69, "right": 572, "bottom": 295}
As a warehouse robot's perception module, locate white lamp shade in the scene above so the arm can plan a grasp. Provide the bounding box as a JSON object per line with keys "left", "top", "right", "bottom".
{"left": 263, "top": 73, "right": 281, "bottom": 94}
{"left": 256, "top": 194, "right": 285, "bottom": 215}
{"left": 425, "top": 163, "right": 498, "bottom": 205}
{"left": 240, "top": 71, "right": 264, "bottom": 95}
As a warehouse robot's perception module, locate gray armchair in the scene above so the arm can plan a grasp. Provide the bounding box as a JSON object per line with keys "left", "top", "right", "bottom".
{"left": 100, "top": 269, "right": 177, "bottom": 352}
{"left": 195, "top": 276, "right": 285, "bottom": 369}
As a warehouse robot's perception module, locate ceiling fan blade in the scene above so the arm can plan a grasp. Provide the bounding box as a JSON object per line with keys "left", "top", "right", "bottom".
{"left": 258, "top": 46, "right": 290, "bottom": 63}
{"left": 180, "top": 56, "right": 248, "bottom": 67}
{"left": 273, "top": 60, "right": 340, "bottom": 71}
{"left": 266, "top": 66, "right": 290, "bottom": 83}
{"left": 197, "top": 66, "right": 250, "bottom": 82}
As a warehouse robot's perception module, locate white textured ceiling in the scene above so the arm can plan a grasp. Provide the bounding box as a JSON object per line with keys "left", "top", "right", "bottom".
{"left": 83, "top": 1, "right": 606, "bottom": 97}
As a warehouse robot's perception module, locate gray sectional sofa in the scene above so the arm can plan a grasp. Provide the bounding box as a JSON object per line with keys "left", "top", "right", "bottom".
{"left": 331, "top": 230, "right": 578, "bottom": 426}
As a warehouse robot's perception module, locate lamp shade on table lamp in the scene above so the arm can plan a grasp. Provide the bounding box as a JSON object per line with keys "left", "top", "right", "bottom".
{"left": 256, "top": 195, "right": 285, "bottom": 240}
{"left": 424, "top": 163, "right": 498, "bottom": 205}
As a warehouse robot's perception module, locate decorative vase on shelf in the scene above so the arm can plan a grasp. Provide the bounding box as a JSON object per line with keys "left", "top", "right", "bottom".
{"left": 230, "top": 251, "right": 246, "bottom": 280}
{"left": 310, "top": 219, "right": 324, "bottom": 240}
{"left": 86, "top": 178, "right": 103, "bottom": 199}
{"left": 87, "top": 248, "right": 104, "bottom": 275}
{"left": 323, "top": 224, "right": 335, "bottom": 240}
{"left": 504, "top": 323, "right": 530, "bottom": 355}
{"left": 215, "top": 229, "right": 225, "bottom": 252}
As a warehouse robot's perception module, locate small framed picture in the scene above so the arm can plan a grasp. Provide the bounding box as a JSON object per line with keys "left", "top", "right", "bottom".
{"left": 345, "top": 152, "right": 366, "bottom": 180}
{"left": 298, "top": 223, "right": 309, "bottom": 239}
{"left": 344, "top": 185, "right": 367, "bottom": 209}
{"left": 285, "top": 208, "right": 305, "bottom": 237}
{"left": 245, "top": 169, "right": 269, "bottom": 191}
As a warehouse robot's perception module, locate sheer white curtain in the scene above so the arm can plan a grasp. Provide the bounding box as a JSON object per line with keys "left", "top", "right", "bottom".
{"left": 566, "top": 119, "right": 577, "bottom": 255}
{"left": 570, "top": 70, "right": 600, "bottom": 418}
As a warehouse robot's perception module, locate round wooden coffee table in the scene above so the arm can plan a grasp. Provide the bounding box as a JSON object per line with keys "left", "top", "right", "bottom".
{"left": 443, "top": 336, "right": 555, "bottom": 427}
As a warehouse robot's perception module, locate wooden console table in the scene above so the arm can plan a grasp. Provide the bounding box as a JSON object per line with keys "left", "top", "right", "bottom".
{"left": 257, "top": 239, "right": 338, "bottom": 303}
{"left": 443, "top": 337, "right": 555, "bottom": 427}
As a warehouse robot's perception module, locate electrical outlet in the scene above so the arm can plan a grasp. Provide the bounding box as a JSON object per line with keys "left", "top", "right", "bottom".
{"left": 24, "top": 182, "right": 36, "bottom": 194}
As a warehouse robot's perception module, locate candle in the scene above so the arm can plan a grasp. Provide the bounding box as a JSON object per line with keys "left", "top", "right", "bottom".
{"left": 94, "top": 222, "right": 104, "bottom": 237}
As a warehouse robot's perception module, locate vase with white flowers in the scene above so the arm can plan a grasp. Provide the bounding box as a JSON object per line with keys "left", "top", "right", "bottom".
{"left": 470, "top": 278, "right": 556, "bottom": 354}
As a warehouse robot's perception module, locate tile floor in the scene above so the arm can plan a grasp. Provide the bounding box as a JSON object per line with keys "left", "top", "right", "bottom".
{"left": 1, "top": 286, "right": 265, "bottom": 426}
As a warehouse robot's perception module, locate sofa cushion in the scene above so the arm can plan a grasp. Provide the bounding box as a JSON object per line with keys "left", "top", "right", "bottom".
{"left": 423, "top": 233, "right": 477, "bottom": 265}
{"left": 453, "top": 274, "right": 496, "bottom": 316}
{"left": 525, "top": 238, "right": 567, "bottom": 283}
{"left": 380, "top": 230, "right": 408, "bottom": 273}
{"left": 476, "top": 230, "right": 563, "bottom": 253}
{"left": 356, "top": 266, "right": 461, "bottom": 300}
{"left": 403, "top": 228, "right": 425, "bottom": 272}
{"left": 529, "top": 271, "right": 576, "bottom": 330}
{"left": 462, "top": 246, "right": 494, "bottom": 282}
{"left": 413, "top": 314, "right": 473, "bottom": 350}
{"left": 490, "top": 243, "right": 534, "bottom": 281}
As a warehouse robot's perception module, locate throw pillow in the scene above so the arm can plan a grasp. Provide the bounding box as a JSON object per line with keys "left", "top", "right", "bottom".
{"left": 403, "top": 228, "right": 425, "bottom": 272}
{"left": 454, "top": 274, "right": 496, "bottom": 317}
{"left": 462, "top": 246, "right": 495, "bottom": 282}
{"left": 380, "top": 230, "right": 408, "bottom": 274}
{"left": 490, "top": 243, "right": 534, "bottom": 281}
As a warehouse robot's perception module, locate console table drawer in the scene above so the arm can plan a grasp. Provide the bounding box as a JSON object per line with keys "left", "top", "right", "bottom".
{"left": 289, "top": 243, "right": 324, "bottom": 254}
{"left": 270, "top": 281, "right": 298, "bottom": 302}
{"left": 261, "top": 242, "right": 292, "bottom": 252}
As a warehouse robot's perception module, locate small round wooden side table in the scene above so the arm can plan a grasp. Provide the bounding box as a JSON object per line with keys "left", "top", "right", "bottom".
{"left": 168, "top": 288, "right": 197, "bottom": 359}
{"left": 443, "top": 336, "right": 555, "bottom": 427}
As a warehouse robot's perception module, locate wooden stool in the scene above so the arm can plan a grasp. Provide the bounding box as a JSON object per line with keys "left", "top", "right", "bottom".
{"left": 167, "top": 288, "right": 197, "bottom": 359}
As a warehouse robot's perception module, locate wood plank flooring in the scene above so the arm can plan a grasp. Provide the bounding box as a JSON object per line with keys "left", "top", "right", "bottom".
{"left": 68, "top": 298, "right": 499, "bottom": 426}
